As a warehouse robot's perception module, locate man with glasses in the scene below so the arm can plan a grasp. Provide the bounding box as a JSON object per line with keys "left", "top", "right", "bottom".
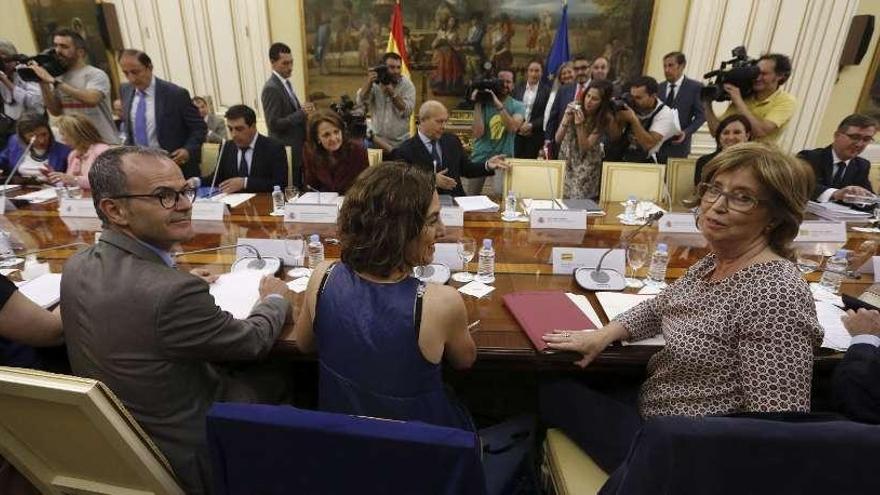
{"left": 61, "top": 146, "right": 293, "bottom": 495}
{"left": 797, "top": 114, "right": 877, "bottom": 202}
{"left": 544, "top": 53, "right": 592, "bottom": 152}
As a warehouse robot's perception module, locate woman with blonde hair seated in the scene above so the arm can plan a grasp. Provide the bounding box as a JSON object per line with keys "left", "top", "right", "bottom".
{"left": 541, "top": 142, "right": 823, "bottom": 472}
{"left": 46, "top": 114, "right": 112, "bottom": 190}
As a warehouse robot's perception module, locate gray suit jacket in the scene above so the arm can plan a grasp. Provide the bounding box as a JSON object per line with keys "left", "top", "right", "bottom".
{"left": 61, "top": 230, "right": 288, "bottom": 494}
{"left": 261, "top": 75, "right": 306, "bottom": 187}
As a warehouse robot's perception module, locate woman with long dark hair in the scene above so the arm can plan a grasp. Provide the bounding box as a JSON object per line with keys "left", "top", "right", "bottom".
{"left": 302, "top": 110, "right": 368, "bottom": 194}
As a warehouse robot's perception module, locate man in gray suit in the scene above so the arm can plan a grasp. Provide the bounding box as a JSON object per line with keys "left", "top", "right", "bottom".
{"left": 61, "top": 146, "right": 293, "bottom": 494}
{"left": 658, "top": 51, "right": 705, "bottom": 159}
{"left": 261, "top": 42, "right": 313, "bottom": 188}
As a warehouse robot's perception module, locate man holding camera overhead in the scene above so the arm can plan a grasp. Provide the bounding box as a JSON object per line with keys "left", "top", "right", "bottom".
{"left": 703, "top": 53, "right": 796, "bottom": 144}
{"left": 356, "top": 52, "right": 415, "bottom": 152}
{"left": 28, "top": 28, "right": 119, "bottom": 144}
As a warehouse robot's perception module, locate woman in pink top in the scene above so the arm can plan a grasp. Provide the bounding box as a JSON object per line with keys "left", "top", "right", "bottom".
{"left": 46, "top": 114, "right": 111, "bottom": 190}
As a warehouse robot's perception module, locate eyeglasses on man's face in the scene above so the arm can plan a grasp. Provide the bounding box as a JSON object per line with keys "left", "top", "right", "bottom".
{"left": 697, "top": 182, "right": 765, "bottom": 213}
{"left": 110, "top": 186, "right": 197, "bottom": 209}
{"left": 843, "top": 133, "right": 876, "bottom": 144}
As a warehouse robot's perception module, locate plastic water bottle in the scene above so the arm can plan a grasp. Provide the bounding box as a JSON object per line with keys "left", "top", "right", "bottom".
{"left": 819, "top": 249, "right": 849, "bottom": 295}
{"left": 476, "top": 238, "right": 495, "bottom": 284}
{"left": 504, "top": 190, "right": 517, "bottom": 217}
{"left": 647, "top": 243, "right": 669, "bottom": 286}
{"left": 624, "top": 195, "right": 638, "bottom": 220}
{"left": 271, "top": 185, "right": 285, "bottom": 212}
{"left": 307, "top": 234, "right": 324, "bottom": 270}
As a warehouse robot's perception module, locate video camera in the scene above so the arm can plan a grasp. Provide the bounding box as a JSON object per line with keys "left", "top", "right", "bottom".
{"left": 330, "top": 95, "right": 369, "bottom": 140}
{"left": 469, "top": 77, "right": 503, "bottom": 105}
{"left": 611, "top": 94, "right": 634, "bottom": 112}
{"left": 369, "top": 64, "right": 395, "bottom": 86}
{"left": 701, "top": 46, "right": 760, "bottom": 102}
{"left": 9, "top": 49, "right": 66, "bottom": 83}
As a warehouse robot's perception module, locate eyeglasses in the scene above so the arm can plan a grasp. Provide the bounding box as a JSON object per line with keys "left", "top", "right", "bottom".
{"left": 573, "top": 65, "right": 590, "bottom": 71}
{"left": 697, "top": 183, "right": 765, "bottom": 213}
{"left": 110, "top": 186, "right": 197, "bottom": 209}
{"left": 844, "top": 133, "right": 876, "bottom": 144}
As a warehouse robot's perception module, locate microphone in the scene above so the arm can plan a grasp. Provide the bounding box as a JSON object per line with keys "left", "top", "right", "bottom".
{"left": 22, "top": 241, "right": 90, "bottom": 257}
{"left": 173, "top": 243, "right": 282, "bottom": 274}
{"left": 3, "top": 136, "right": 36, "bottom": 193}
{"left": 207, "top": 139, "right": 227, "bottom": 197}
{"left": 574, "top": 210, "right": 665, "bottom": 291}
{"left": 545, "top": 164, "right": 557, "bottom": 209}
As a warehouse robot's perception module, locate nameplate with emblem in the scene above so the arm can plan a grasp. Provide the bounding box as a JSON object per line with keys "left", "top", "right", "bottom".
{"left": 794, "top": 221, "right": 846, "bottom": 243}
{"left": 284, "top": 203, "right": 339, "bottom": 224}
{"left": 530, "top": 209, "right": 587, "bottom": 230}
{"left": 551, "top": 247, "right": 625, "bottom": 275}
{"left": 59, "top": 198, "right": 98, "bottom": 218}
{"left": 658, "top": 212, "right": 700, "bottom": 234}
{"left": 440, "top": 206, "right": 464, "bottom": 227}
{"left": 191, "top": 199, "right": 227, "bottom": 221}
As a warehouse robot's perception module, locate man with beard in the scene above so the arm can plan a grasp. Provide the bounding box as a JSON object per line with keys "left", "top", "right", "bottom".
{"left": 28, "top": 28, "right": 119, "bottom": 144}
{"left": 356, "top": 52, "right": 415, "bottom": 152}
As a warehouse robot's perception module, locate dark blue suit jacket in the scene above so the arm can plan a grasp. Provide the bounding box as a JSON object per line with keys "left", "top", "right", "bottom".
{"left": 203, "top": 134, "right": 288, "bottom": 193}
{"left": 797, "top": 146, "right": 873, "bottom": 200}
{"left": 391, "top": 133, "right": 493, "bottom": 197}
{"left": 834, "top": 342, "right": 880, "bottom": 424}
{"left": 544, "top": 82, "right": 579, "bottom": 144}
{"left": 121, "top": 77, "right": 207, "bottom": 178}
{"left": 658, "top": 77, "right": 704, "bottom": 158}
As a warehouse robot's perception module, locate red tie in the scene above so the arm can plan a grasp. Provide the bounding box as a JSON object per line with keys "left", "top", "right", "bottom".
{"left": 574, "top": 84, "right": 584, "bottom": 102}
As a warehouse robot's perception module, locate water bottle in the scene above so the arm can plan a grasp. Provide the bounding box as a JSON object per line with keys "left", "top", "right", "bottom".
{"left": 271, "top": 185, "right": 285, "bottom": 212}
{"left": 504, "top": 190, "right": 517, "bottom": 217}
{"left": 624, "top": 195, "right": 638, "bottom": 219}
{"left": 307, "top": 234, "right": 324, "bottom": 270}
{"left": 476, "top": 238, "right": 495, "bottom": 284}
{"left": 819, "top": 249, "right": 848, "bottom": 295}
{"left": 646, "top": 243, "right": 669, "bottom": 286}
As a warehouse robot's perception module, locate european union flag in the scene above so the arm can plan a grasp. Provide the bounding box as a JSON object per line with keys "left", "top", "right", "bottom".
{"left": 545, "top": 3, "right": 570, "bottom": 82}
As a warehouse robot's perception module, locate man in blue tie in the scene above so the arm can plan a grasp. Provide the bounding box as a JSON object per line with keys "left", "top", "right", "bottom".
{"left": 118, "top": 50, "right": 206, "bottom": 178}
{"left": 797, "top": 114, "right": 877, "bottom": 202}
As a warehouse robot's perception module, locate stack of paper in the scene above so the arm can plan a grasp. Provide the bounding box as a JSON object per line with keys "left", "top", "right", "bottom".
{"left": 815, "top": 301, "right": 851, "bottom": 351}
{"left": 806, "top": 201, "right": 871, "bottom": 222}
{"left": 209, "top": 270, "right": 263, "bottom": 319}
{"left": 0, "top": 185, "right": 21, "bottom": 193}
{"left": 296, "top": 192, "right": 339, "bottom": 205}
{"left": 15, "top": 188, "right": 57, "bottom": 203}
{"left": 454, "top": 195, "right": 499, "bottom": 212}
{"left": 18, "top": 272, "right": 62, "bottom": 308}
{"left": 595, "top": 292, "right": 665, "bottom": 346}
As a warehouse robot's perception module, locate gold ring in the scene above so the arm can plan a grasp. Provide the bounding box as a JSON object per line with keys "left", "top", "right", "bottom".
{"left": 562, "top": 332, "right": 571, "bottom": 338}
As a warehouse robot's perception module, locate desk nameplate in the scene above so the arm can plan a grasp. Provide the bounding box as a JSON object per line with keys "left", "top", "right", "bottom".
{"left": 794, "top": 221, "right": 847, "bottom": 243}
{"left": 191, "top": 200, "right": 227, "bottom": 221}
{"left": 440, "top": 206, "right": 464, "bottom": 227}
{"left": 530, "top": 209, "right": 587, "bottom": 230}
{"left": 284, "top": 203, "right": 339, "bottom": 224}
{"left": 658, "top": 212, "right": 700, "bottom": 234}
{"left": 59, "top": 198, "right": 98, "bottom": 218}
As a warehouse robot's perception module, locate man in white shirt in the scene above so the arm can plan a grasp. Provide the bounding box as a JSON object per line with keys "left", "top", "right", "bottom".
{"left": 797, "top": 114, "right": 877, "bottom": 202}
{"left": 512, "top": 60, "right": 551, "bottom": 158}
{"left": 357, "top": 52, "right": 416, "bottom": 151}
{"left": 0, "top": 39, "right": 44, "bottom": 149}
{"left": 617, "top": 76, "right": 679, "bottom": 163}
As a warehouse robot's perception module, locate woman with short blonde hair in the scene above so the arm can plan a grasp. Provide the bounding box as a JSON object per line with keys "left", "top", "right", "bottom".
{"left": 47, "top": 114, "right": 112, "bottom": 190}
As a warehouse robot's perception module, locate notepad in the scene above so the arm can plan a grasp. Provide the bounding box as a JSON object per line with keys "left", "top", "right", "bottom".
{"left": 15, "top": 188, "right": 57, "bottom": 203}
{"left": 209, "top": 270, "right": 263, "bottom": 319}
{"left": 213, "top": 193, "right": 255, "bottom": 208}
{"left": 18, "top": 272, "right": 62, "bottom": 308}
{"left": 454, "top": 195, "right": 499, "bottom": 212}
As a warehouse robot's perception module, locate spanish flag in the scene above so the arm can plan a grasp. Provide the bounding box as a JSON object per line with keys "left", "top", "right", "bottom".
{"left": 385, "top": 0, "right": 416, "bottom": 133}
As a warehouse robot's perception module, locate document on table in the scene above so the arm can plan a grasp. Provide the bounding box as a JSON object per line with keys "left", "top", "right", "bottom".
{"left": 564, "top": 293, "right": 603, "bottom": 329}
{"left": 209, "top": 270, "right": 263, "bottom": 319}
{"left": 296, "top": 192, "right": 339, "bottom": 205}
{"left": 18, "top": 272, "right": 62, "bottom": 308}
{"left": 15, "top": 188, "right": 57, "bottom": 203}
{"left": 0, "top": 185, "right": 20, "bottom": 193}
{"left": 594, "top": 292, "right": 665, "bottom": 346}
{"left": 816, "top": 301, "right": 851, "bottom": 351}
{"left": 212, "top": 193, "right": 255, "bottom": 208}
{"left": 454, "top": 195, "right": 500, "bottom": 212}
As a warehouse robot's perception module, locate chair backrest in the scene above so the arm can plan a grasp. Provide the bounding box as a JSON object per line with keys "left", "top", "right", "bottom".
{"left": 503, "top": 159, "right": 566, "bottom": 200}
{"left": 367, "top": 148, "right": 383, "bottom": 167}
{"left": 0, "top": 366, "right": 184, "bottom": 495}
{"left": 600, "top": 415, "right": 880, "bottom": 495}
{"left": 200, "top": 142, "right": 221, "bottom": 178}
{"left": 666, "top": 157, "right": 697, "bottom": 206}
{"left": 869, "top": 162, "right": 880, "bottom": 193}
{"left": 599, "top": 161, "right": 666, "bottom": 204}
{"left": 207, "top": 403, "right": 487, "bottom": 495}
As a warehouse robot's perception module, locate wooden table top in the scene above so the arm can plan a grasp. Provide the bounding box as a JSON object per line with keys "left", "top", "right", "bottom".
{"left": 2, "top": 188, "right": 871, "bottom": 369}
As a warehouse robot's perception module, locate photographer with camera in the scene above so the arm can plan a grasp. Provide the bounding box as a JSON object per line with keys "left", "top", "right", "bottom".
{"left": 0, "top": 40, "right": 44, "bottom": 151}
{"left": 464, "top": 69, "right": 524, "bottom": 196}
{"left": 703, "top": 53, "right": 796, "bottom": 144}
{"left": 357, "top": 52, "right": 415, "bottom": 152}
{"left": 29, "top": 29, "right": 119, "bottom": 144}
{"left": 614, "top": 76, "right": 679, "bottom": 163}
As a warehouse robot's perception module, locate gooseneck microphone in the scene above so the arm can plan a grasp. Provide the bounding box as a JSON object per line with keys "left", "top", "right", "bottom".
{"left": 207, "top": 139, "right": 227, "bottom": 196}
{"left": 575, "top": 210, "right": 665, "bottom": 291}
{"left": 3, "top": 136, "right": 36, "bottom": 192}
{"left": 173, "top": 243, "right": 280, "bottom": 273}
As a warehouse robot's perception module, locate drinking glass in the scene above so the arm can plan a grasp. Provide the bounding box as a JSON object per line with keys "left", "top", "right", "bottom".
{"left": 795, "top": 250, "right": 824, "bottom": 277}
{"left": 625, "top": 243, "right": 649, "bottom": 288}
{"left": 451, "top": 237, "right": 476, "bottom": 283}
{"left": 850, "top": 240, "right": 877, "bottom": 275}
{"left": 284, "top": 186, "right": 300, "bottom": 204}
{"left": 285, "top": 234, "right": 306, "bottom": 267}
{"left": 66, "top": 185, "right": 83, "bottom": 199}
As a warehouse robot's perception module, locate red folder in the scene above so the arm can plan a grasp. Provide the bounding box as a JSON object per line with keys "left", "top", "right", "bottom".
{"left": 502, "top": 291, "right": 599, "bottom": 352}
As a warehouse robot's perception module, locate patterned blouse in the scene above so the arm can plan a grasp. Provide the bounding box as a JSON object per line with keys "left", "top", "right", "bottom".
{"left": 616, "top": 254, "right": 823, "bottom": 418}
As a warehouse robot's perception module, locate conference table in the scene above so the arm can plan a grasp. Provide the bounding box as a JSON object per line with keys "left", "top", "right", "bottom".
{"left": 1, "top": 189, "right": 872, "bottom": 372}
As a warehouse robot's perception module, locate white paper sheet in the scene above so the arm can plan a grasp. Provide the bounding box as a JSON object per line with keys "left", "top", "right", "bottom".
{"left": 287, "top": 277, "right": 310, "bottom": 294}
{"left": 454, "top": 195, "right": 500, "bottom": 212}
{"left": 18, "top": 272, "right": 62, "bottom": 308}
{"left": 458, "top": 281, "right": 495, "bottom": 298}
{"left": 595, "top": 292, "right": 656, "bottom": 320}
{"left": 15, "top": 188, "right": 57, "bottom": 203}
{"left": 0, "top": 185, "right": 21, "bottom": 192}
{"left": 296, "top": 192, "right": 339, "bottom": 205}
{"left": 215, "top": 193, "right": 255, "bottom": 208}
{"left": 564, "top": 293, "right": 602, "bottom": 329}
{"left": 815, "top": 301, "right": 851, "bottom": 351}
{"left": 209, "top": 270, "right": 263, "bottom": 319}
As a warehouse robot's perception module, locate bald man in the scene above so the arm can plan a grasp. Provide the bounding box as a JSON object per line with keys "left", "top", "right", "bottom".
{"left": 391, "top": 100, "right": 508, "bottom": 197}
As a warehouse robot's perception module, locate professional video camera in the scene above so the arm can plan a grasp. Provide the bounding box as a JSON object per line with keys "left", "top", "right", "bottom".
{"left": 611, "top": 93, "right": 634, "bottom": 112}
{"left": 469, "top": 77, "right": 503, "bottom": 105}
{"left": 330, "top": 95, "right": 369, "bottom": 139}
{"left": 701, "top": 46, "right": 760, "bottom": 102}
{"left": 369, "top": 64, "right": 395, "bottom": 86}
{"left": 10, "top": 49, "right": 66, "bottom": 83}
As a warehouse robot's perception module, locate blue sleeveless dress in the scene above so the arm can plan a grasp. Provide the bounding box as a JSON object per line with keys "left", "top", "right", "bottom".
{"left": 314, "top": 263, "right": 473, "bottom": 430}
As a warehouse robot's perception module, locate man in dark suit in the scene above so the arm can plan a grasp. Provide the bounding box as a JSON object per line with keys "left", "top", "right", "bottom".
{"left": 544, "top": 54, "right": 592, "bottom": 151}
{"left": 797, "top": 113, "right": 877, "bottom": 202}
{"left": 513, "top": 59, "right": 551, "bottom": 158}
{"left": 197, "top": 104, "right": 288, "bottom": 193}
{"left": 62, "top": 146, "right": 293, "bottom": 494}
{"left": 392, "top": 100, "right": 508, "bottom": 197}
{"left": 834, "top": 308, "right": 880, "bottom": 424}
{"left": 658, "top": 51, "right": 705, "bottom": 159}
{"left": 118, "top": 50, "right": 206, "bottom": 178}
{"left": 261, "top": 42, "right": 313, "bottom": 188}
